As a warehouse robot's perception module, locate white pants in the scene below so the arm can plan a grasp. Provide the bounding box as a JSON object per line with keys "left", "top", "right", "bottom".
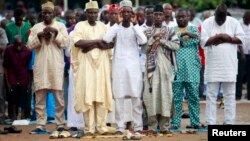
{"left": 106, "top": 99, "right": 132, "bottom": 123}
{"left": 205, "top": 82, "right": 236, "bottom": 125}
{"left": 67, "top": 68, "right": 84, "bottom": 128}
{"left": 115, "top": 98, "right": 143, "bottom": 132}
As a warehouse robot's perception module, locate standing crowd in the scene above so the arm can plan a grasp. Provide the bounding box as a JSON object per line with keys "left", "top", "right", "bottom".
{"left": 0, "top": 0, "right": 250, "bottom": 138}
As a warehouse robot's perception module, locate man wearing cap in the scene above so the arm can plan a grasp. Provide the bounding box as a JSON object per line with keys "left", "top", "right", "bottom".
{"left": 28, "top": 1, "right": 69, "bottom": 134}
{"left": 72, "top": 0, "right": 113, "bottom": 135}
{"left": 103, "top": 0, "right": 147, "bottom": 134}
{"left": 100, "top": 4, "right": 110, "bottom": 24}
{"left": 106, "top": 4, "right": 120, "bottom": 28}
{"left": 143, "top": 4, "right": 180, "bottom": 134}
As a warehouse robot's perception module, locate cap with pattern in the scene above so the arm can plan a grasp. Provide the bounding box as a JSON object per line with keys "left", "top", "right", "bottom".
{"left": 85, "top": 0, "right": 99, "bottom": 10}
{"left": 41, "top": 1, "right": 54, "bottom": 10}
{"left": 108, "top": 4, "right": 120, "bottom": 11}
{"left": 119, "top": 0, "right": 132, "bottom": 9}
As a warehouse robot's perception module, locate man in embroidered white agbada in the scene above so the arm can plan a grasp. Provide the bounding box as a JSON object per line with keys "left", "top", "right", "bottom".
{"left": 103, "top": 0, "right": 147, "bottom": 134}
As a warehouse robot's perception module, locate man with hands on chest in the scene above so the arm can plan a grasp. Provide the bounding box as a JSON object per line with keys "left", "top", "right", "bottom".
{"left": 28, "top": 1, "right": 69, "bottom": 135}
{"left": 71, "top": 0, "right": 113, "bottom": 135}
{"left": 37, "top": 26, "right": 58, "bottom": 42}
{"left": 204, "top": 6, "right": 242, "bottom": 47}
{"left": 201, "top": 3, "right": 245, "bottom": 125}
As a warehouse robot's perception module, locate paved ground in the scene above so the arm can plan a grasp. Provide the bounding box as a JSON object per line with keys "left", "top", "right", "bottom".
{"left": 0, "top": 101, "right": 250, "bottom": 141}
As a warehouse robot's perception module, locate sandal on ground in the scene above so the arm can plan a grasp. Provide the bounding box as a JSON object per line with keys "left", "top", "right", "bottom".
{"left": 50, "top": 131, "right": 60, "bottom": 139}
{"left": 59, "top": 130, "right": 71, "bottom": 138}
{"left": 0, "top": 129, "right": 8, "bottom": 134}
{"left": 130, "top": 132, "right": 141, "bottom": 140}
{"left": 122, "top": 131, "right": 132, "bottom": 140}
{"left": 4, "top": 126, "right": 22, "bottom": 133}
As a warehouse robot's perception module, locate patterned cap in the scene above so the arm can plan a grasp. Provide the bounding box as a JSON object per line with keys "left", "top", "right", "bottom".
{"left": 108, "top": 4, "right": 120, "bottom": 11}
{"left": 119, "top": 0, "right": 132, "bottom": 9}
{"left": 85, "top": 0, "right": 99, "bottom": 10}
{"left": 41, "top": 1, "right": 54, "bottom": 10}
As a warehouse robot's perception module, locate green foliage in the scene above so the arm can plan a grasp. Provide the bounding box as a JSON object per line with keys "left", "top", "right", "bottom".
{"left": 162, "top": 0, "right": 250, "bottom": 11}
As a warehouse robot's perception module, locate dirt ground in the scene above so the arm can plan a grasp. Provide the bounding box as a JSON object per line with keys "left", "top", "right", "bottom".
{"left": 0, "top": 101, "right": 250, "bottom": 141}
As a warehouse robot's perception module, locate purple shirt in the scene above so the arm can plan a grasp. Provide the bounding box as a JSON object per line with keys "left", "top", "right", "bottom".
{"left": 64, "top": 24, "right": 75, "bottom": 72}
{"left": 3, "top": 45, "right": 32, "bottom": 86}
{"left": 67, "top": 24, "right": 75, "bottom": 34}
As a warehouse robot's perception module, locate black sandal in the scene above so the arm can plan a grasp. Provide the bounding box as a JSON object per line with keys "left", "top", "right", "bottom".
{"left": 4, "top": 126, "right": 22, "bottom": 133}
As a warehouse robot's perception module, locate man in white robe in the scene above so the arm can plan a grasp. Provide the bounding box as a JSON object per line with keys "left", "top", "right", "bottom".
{"left": 103, "top": 0, "right": 147, "bottom": 133}
{"left": 201, "top": 4, "right": 245, "bottom": 125}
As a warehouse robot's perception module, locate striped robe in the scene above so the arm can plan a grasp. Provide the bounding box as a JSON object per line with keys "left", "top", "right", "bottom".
{"left": 143, "top": 25, "right": 180, "bottom": 117}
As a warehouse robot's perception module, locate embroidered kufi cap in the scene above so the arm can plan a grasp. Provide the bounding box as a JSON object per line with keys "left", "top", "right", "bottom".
{"left": 41, "top": 1, "right": 54, "bottom": 10}
{"left": 108, "top": 4, "right": 120, "bottom": 11}
{"left": 119, "top": 0, "right": 132, "bottom": 9}
{"left": 85, "top": 0, "right": 99, "bottom": 10}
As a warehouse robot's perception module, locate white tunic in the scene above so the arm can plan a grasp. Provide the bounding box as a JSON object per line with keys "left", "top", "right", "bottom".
{"left": 67, "top": 31, "right": 84, "bottom": 128}
{"left": 239, "top": 19, "right": 250, "bottom": 54}
{"left": 105, "top": 23, "right": 133, "bottom": 123}
{"left": 103, "top": 23, "right": 147, "bottom": 98}
{"left": 162, "top": 21, "right": 177, "bottom": 28}
{"left": 201, "top": 16, "right": 245, "bottom": 82}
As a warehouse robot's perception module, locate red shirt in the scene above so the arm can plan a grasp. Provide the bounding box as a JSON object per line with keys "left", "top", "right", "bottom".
{"left": 3, "top": 45, "right": 32, "bottom": 86}
{"left": 198, "top": 24, "right": 205, "bottom": 67}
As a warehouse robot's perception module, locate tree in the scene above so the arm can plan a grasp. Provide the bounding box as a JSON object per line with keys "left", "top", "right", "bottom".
{"left": 163, "top": 0, "right": 250, "bottom": 11}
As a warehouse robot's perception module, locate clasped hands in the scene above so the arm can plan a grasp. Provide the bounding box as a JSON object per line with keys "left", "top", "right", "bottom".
{"left": 37, "top": 26, "right": 58, "bottom": 41}
{"left": 212, "top": 33, "right": 232, "bottom": 46}
{"left": 151, "top": 32, "right": 165, "bottom": 50}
